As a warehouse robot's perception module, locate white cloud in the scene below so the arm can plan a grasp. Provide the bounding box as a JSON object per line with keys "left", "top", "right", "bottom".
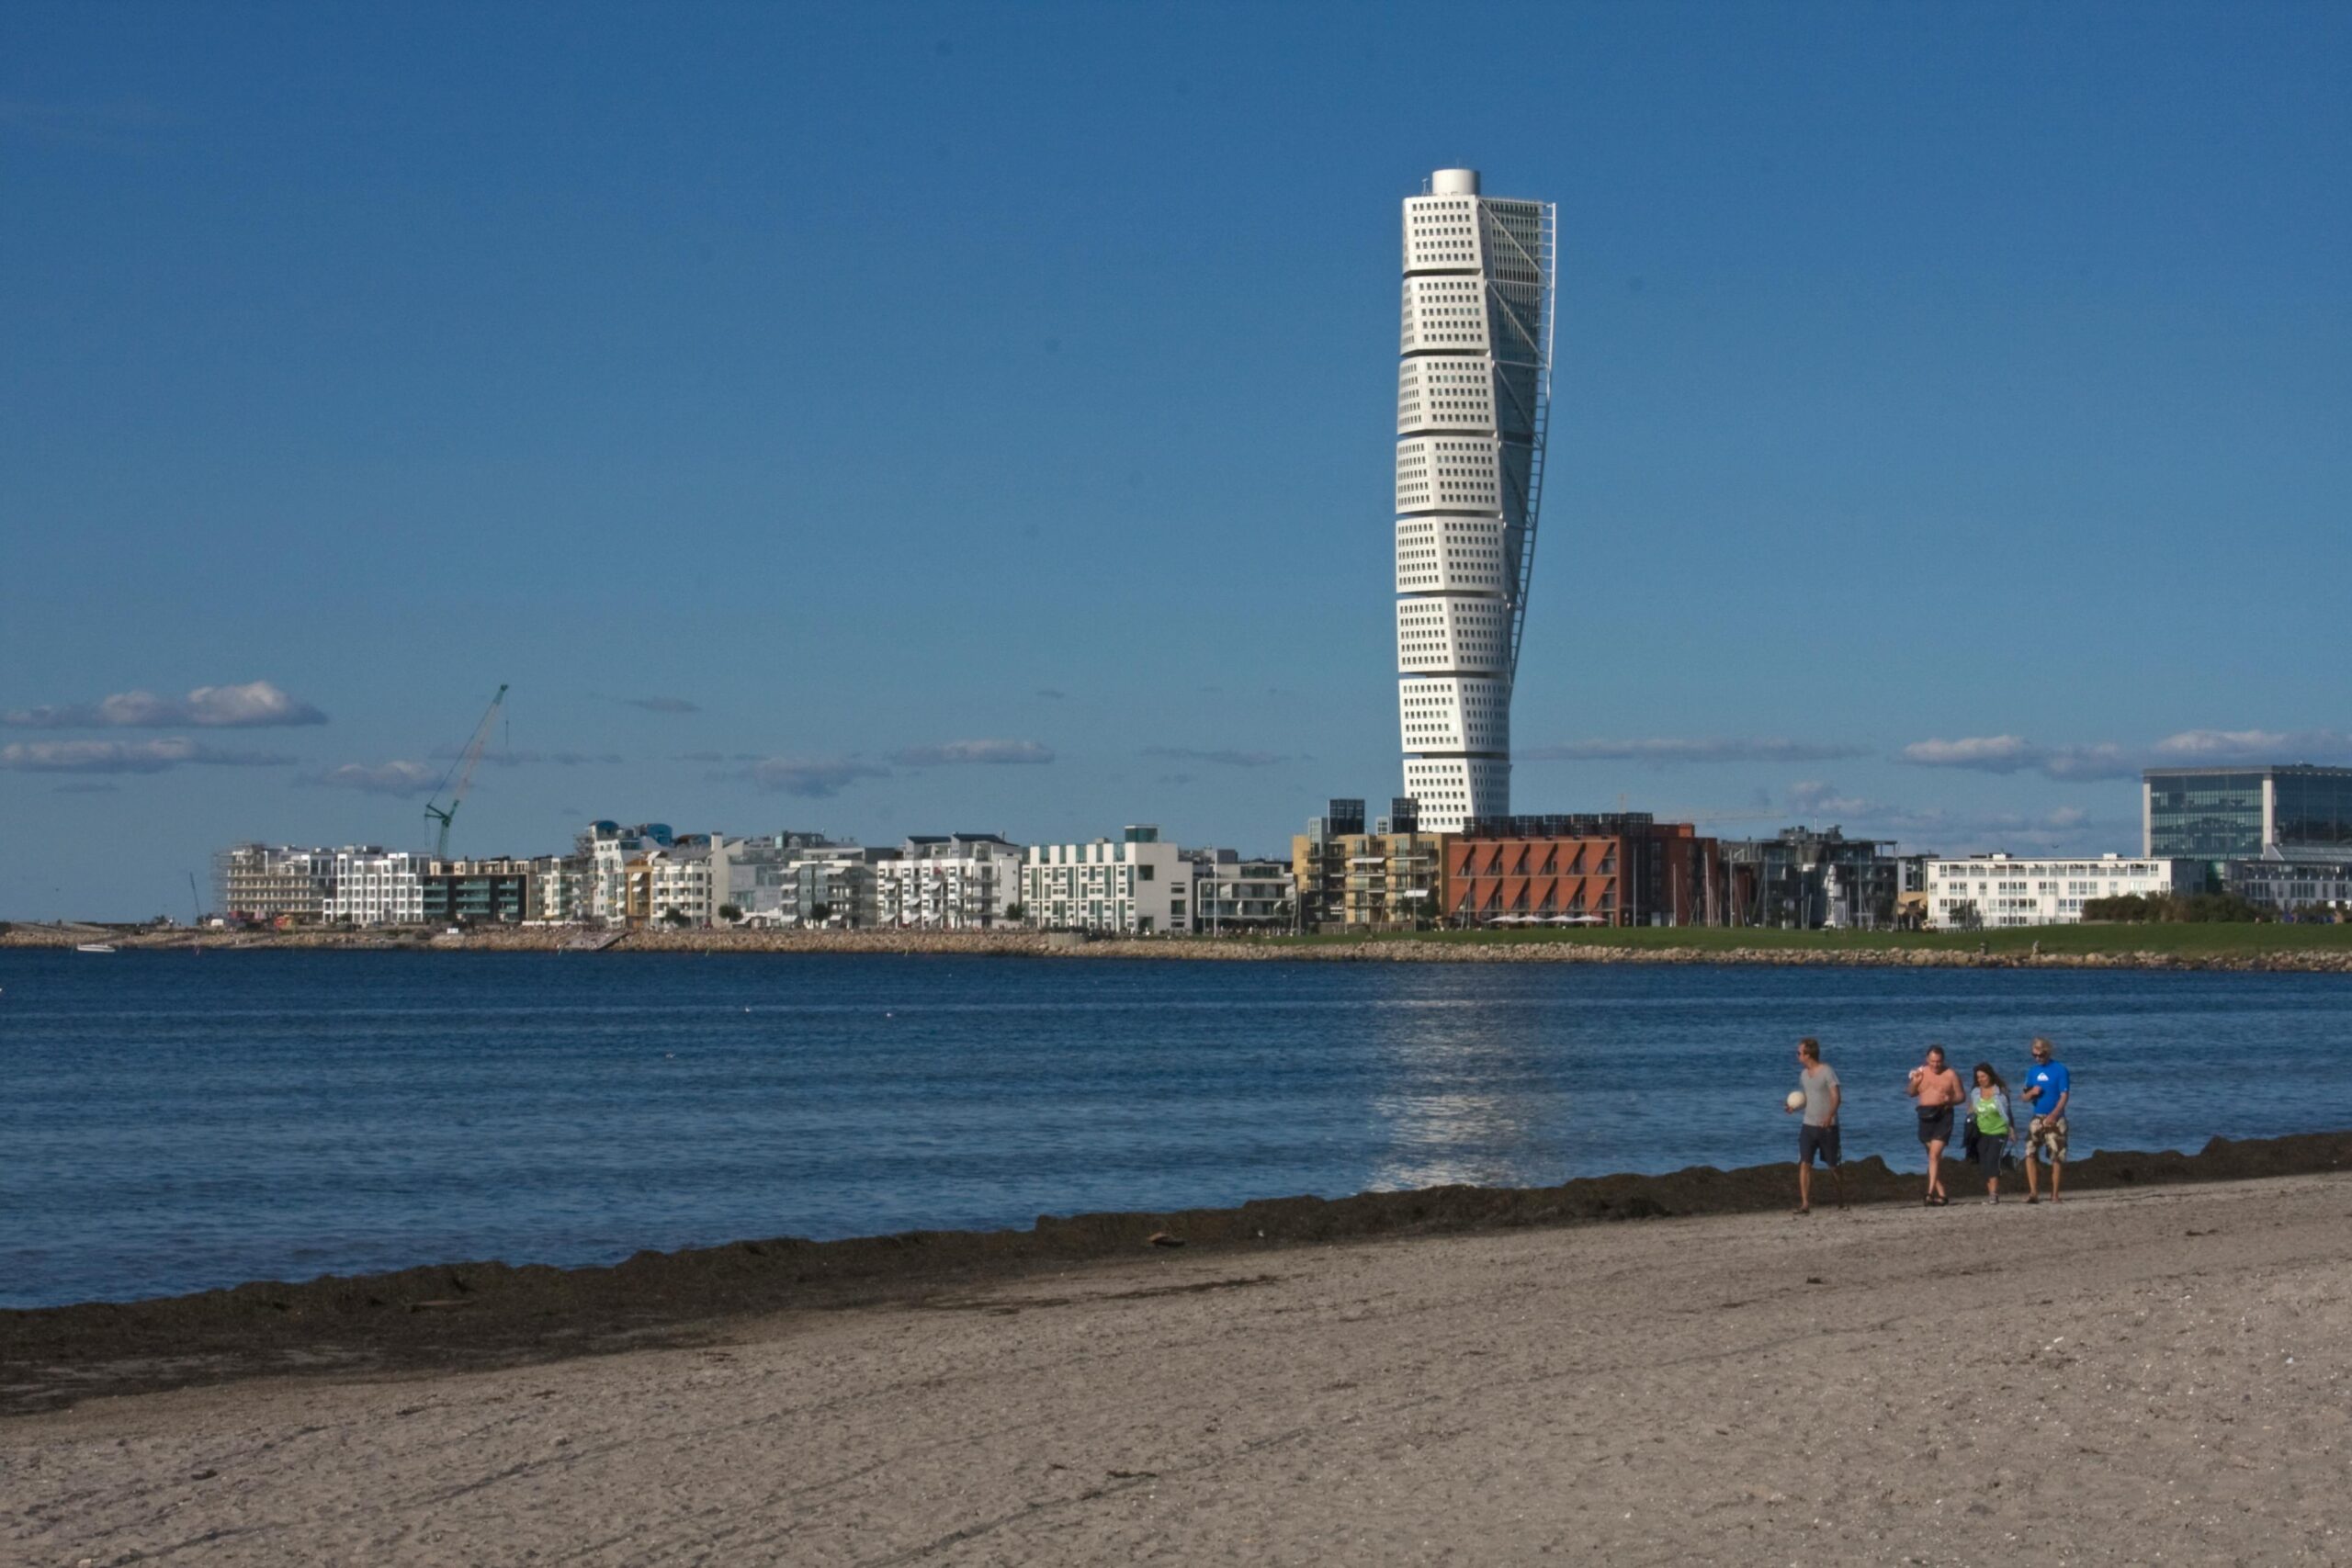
{"left": 1785, "top": 780, "right": 1880, "bottom": 818}
{"left": 743, "top": 758, "right": 890, "bottom": 797}
{"left": 1525, "top": 737, "right": 1869, "bottom": 765}
{"left": 888, "top": 739, "right": 1055, "bottom": 767}
{"left": 1899, "top": 736, "right": 2041, "bottom": 773}
{"left": 2, "top": 681, "right": 327, "bottom": 728}
{"left": 0, "top": 738, "right": 293, "bottom": 773}
{"left": 2152, "top": 728, "right": 2352, "bottom": 763}
{"left": 308, "top": 760, "right": 441, "bottom": 796}
{"left": 1898, "top": 736, "right": 2140, "bottom": 782}
{"left": 1140, "top": 746, "right": 1287, "bottom": 768}
{"left": 1776, "top": 780, "right": 2107, "bottom": 853}
{"left": 432, "top": 745, "right": 624, "bottom": 768}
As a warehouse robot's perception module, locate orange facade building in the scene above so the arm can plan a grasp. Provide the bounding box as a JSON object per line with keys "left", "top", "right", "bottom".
{"left": 1442, "top": 815, "right": 1724, "bottom": 928}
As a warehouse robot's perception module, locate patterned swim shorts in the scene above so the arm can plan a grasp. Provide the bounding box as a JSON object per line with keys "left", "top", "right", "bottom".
{"left": 2026, "top": 1114, "right": 2068, "bottom": 1162}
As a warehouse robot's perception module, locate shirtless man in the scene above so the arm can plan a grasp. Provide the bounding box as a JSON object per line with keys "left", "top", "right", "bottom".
{"left": 1905, "top": 1044, "right": 1965, "bottom": 1206}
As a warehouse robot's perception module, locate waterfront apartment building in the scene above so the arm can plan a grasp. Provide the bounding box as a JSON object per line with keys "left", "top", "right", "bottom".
{"left": 1442, "top": 814, "right": 1724, "bottom": 928}
{"left": 1721, "top": 827, "right": 1900, "bottom": 930}
{"left": 530, "top": 853, "right": 592, "bottom": 922}
{"left": 2222, "top": 858, "right": 2352, "bottom": 916}
{"left": 1023, "top": 826, "right": 1194, "bottom": 934}
{"left": 580, "top": 821, "right": 674, "bottom": 923}
{"left": 1294, "top": 800, "right": 1444, "bottom": 931}
{"left": 1925, "top": 853, "right": 2204, "bottom": 929}
{"left": 710, "top": 831, "right": 836, "bottom": 924}
{"left": 421, "top": 858, "right": 534, "bottom": 925}
{"left": 812, "top": 846, "right": 899, "bottom": 928}
{"left": 2144, "top": 765, "right": 2352, "bottom": 861}
{"left": 1188, "top": 852, "right": 1295, "bottom": 932}
{"left": 1394, "top": 168, "right": 1556, "bottom": 831}
{"left": 623, "top": 840, "right": 714, "bottom": 926}
{"left": 874, "top": 834, "right": 1023, "bottom": 929}
{"left": 214, "top": 843, "right": 334, "bottom": 924}
{"left": 323, "top": 848, "right": 428, "bottom": 926}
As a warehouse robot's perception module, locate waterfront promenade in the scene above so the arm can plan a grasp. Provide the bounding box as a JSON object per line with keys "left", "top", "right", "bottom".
{"left": 10, "top": 1172, "right": 2347, "bottom": 1564}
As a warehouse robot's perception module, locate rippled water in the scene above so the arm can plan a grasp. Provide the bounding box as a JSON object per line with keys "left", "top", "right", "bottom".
{"left": 5, "top": 949, "right": 2350, "bottom": 1307}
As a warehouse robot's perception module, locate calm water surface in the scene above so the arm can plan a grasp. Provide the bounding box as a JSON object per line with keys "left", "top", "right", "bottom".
{"left": 5, "top": 950, "right": 2349, "bottom": 1308}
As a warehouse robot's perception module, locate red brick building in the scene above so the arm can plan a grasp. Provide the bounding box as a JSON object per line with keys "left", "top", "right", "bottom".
{"left": 1442, "top": 815, "right": 1725, "bottom": 928}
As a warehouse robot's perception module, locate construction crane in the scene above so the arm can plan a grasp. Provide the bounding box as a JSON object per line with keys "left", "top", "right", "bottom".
{"left": 424, "top": 683, "right": 509, "bottom": 860}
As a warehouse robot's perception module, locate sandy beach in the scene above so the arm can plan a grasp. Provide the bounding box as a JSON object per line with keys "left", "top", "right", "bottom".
{"left": 10, "top": 1169, "right": 2352, "bottom": 1565}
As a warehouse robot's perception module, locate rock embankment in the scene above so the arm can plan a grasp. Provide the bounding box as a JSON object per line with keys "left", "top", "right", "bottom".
{"left": 6, "top": 920, "right": 2350, "bottom": 971}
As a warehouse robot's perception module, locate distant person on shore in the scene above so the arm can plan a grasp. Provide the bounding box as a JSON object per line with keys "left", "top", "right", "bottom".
{"left": 1906, "top": 1044, "right": 1964, "bottom": 1206}
{"left": 2020, "top": 1036, "right": 2072, "bottom": 1204}
{"left": 1965, "top": 1063, "right": 2016, "bottom": 1203}
{"left": 1785, "top": 1037, "right": 1844, "bottom": 1215}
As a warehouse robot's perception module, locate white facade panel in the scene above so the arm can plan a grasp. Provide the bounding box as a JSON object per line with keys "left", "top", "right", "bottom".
{"left": 1394, "top": 434, "right": 1503, "bottom": 513}
{"left": 1398, "top": 676, "right": 1512, "bottom": 755}
{"left": 1396, "top": 595, "right": 1509, "bottom": 675}
{"left": 1395, "top": 515, "right": 1510, "bottom": 595}
{"left": 1397, "top": 354, "right": 1499, "bottom": 434}
{"left": 1400, "top": 276, "right": 1492, "bottom": 353}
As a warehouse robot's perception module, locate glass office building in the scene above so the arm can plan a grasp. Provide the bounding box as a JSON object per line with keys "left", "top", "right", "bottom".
{"left": 2143, "top": 765, "right": 2352, "bottom": 861}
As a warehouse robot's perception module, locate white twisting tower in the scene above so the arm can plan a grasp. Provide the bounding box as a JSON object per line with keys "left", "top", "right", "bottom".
{"left": 1394, "top": 168, "right": 1555, "bottom": 830}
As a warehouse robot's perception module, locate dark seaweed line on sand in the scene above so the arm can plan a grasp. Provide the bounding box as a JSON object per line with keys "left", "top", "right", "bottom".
{"left": 4, "top": 1130, "right": 2348, "bottom": 1416}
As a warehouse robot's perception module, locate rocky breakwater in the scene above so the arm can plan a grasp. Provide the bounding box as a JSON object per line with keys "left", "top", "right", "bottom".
{"left": 8, "top": 921, "right": 2352, "bottom": 972}
{"left": 1064, "top": 937, "right": 2352, "bottom": 974}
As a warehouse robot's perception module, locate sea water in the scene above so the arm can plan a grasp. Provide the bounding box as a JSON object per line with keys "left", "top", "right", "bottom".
{"left": 4, "top": 949, "right": 2349, "bottom": 1308}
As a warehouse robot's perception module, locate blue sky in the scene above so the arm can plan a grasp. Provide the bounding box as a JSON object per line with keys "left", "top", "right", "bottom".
{"left": 4, "top": 1, "right": 2347, "bottom": 918}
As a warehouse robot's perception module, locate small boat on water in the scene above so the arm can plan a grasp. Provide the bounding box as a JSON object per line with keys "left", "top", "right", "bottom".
{"left": 75, "top": 942, "right": 119, "bottom": 953}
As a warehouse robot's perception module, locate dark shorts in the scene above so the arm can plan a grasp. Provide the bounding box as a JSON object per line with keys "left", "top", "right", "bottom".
{"left": 1917, "top": 1106, "right": 1955, "bottom": 1145}
{"left": 1973, "top": 1127, "right": 2008, "bottom": 1176}
{"left": 1798, "top": 1123, "right": 1842, "bottom": 1168}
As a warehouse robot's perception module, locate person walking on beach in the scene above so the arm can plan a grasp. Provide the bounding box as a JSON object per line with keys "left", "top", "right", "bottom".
{"left": 2020, "top": 1035, "right": 2072, "bottom": 1204}
{"left": 1965, "top": 1062, "right": 2016, "bottom": 1203}
{"left": 1785, "top": 1037, "right": 1844, "bottom": 1215}
{"left": 1906, "top": 1044, "right": 1964, "bottom": 1206}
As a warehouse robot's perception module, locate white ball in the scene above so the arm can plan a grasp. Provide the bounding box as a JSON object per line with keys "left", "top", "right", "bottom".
{"left": 1785, "top": 1090, "right": 1806, "bottom": 1111}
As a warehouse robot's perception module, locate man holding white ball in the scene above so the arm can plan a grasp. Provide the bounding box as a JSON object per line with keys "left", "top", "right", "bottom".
{"left": 1787, "top": 1037, "right": 1844, "bottom": 1215}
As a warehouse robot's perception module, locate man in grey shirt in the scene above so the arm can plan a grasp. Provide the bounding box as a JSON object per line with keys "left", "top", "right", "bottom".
{"left": 1785, "top": 1036, "right": 1844, "bottom": 1215}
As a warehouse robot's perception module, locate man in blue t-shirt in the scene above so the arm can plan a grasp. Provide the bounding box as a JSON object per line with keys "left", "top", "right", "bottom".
{"left": 2020, "top": 1036, "right": 2072, "bottom": 1204}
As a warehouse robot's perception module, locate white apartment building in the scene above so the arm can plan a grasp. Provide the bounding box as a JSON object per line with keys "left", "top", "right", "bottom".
{"left": 324, "top": 848, "right": 428, "bottom": 926}
{"left": 579, "top": 821, "right": 674, "bottom": 923}
{"left": 1926, "top": 853, "right": 2205, "bottom": 929}
{"left": 875, "top": 834, "right": 1023, "bottom": 929}
{"left": 530, "top": 854, "right": 591, "bottom": 923}
{"left": 635, "top": 843, "right": 714, "bottom": 925}
{"left": 1395, "top": 167, "right": 1556, "bottom": 830}
{"left": 1187, "top": 852, "right": 1295, "bottom": 931}
{"left": 710, "top": 831, "right": 835, "bottom": 924}
{"left": 215, "top": 843, "right": 334, "bottom": 923}
{"left": 1023, "top": 826, "right": 1193, "bottom": 935}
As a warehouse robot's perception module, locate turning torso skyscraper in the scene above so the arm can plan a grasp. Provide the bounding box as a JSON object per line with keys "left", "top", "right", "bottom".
{"left": 1394, "top": 168, "right": 1555, "bottom": 831}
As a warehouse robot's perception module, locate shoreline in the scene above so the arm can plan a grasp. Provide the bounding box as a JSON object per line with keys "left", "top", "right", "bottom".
{"left": 6, "top": 1125, "right": 2348, "bottom": 1416}
{"left": 7, "top": 920, "right": 2352, "bottom": 971}
{"left": 19, "top": 1172, "right": 2348, "bottom": 1564}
